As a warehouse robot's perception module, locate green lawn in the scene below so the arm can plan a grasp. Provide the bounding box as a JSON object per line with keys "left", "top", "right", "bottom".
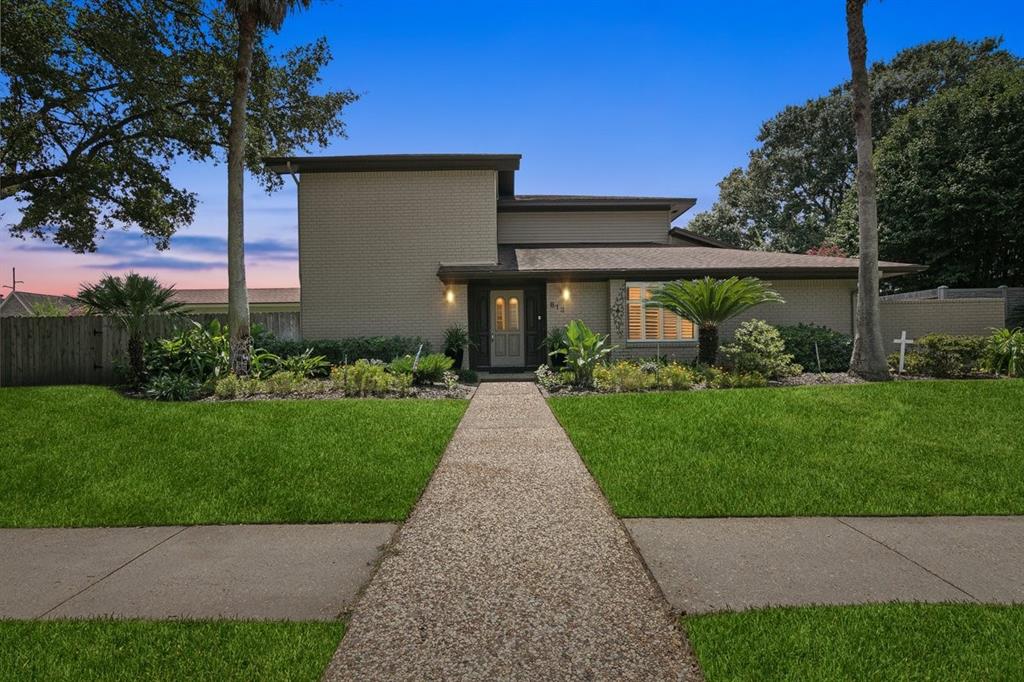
{"left": 0, "top": 386, "right": 467, "bottom": 527}
{"left": 686, "top": 603, "right": 1024, "bottom": 681}
{"left": 549, "top": 380, "right": 1024, "bottom": 517}
{"left": 0, "top": 620, "right": 343, "bottom": 681}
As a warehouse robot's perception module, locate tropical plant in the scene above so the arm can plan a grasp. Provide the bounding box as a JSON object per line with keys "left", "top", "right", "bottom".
{"left": 721, "top": 320, "right": 802, "bottom": 379}
{"left": 144, "top": 319, "right": 230, "bottom": 385}
{"left": 277, "top": 349, "right": 330, "bottom": 378}
{"left": 144, "top": 373, "right": 202, "bottom": 401}
{"left": 777, "top": 324, "right": 853, "bottom": 373}
{"left": 550, "top": 319, "right": 616, "bottom": 388}
{"left": 387, "top": 355, "right": 415, "bottom": 375}
{"left": 75, "top": 273, "right": 184, "bottom": 384}
{"left": 248, "top": 349, "right": 282, "bottom": 380}
{"left": 646, "top": 277, "right": 783, "bottom": 365}
{"left": 983, "top": 328, "right": 1022, "bottom": 377}
{"left": 443, "top": 326, "right": 472, "bottom": 355}
{"left": 534, "top": 364, "right": 571, "bottom": 392}
{"left": 413, "top": 353, "right": 455, "bottom": 385}
{"left": 846, "top": 0, "right": 890, "bottom": 381}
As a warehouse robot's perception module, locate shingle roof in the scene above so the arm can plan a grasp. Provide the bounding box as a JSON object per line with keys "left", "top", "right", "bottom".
{"left": 498, "top": 195, "right": 696, "bottom": 220}
{"left": 438, "top": 245, "right": 924, "bottom": 281}
{"left": 171, "top": 287, "right": 300, "bottom": 305}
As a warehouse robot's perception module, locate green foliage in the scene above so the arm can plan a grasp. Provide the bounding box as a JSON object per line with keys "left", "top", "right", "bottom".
{"left": 778, "top": 323, "right": 853, "bottom": 372}
{"left": 330, "top": 360, "right": 396, "bottom": 397}
{"left": 595, "top": 361, "right": 654, "bottom": 392}
{"left": 276, "top": 348, "right": 330, "bottom": 378}
{"left": 75, "top": 272, "right": 184, "bottom": 332}
{"left": 2, "top": 0, "right": 357, "bottom": 251}
{"left": 442, "top": 326, "right": 471, "bottom": 354}
{"left": 143, "top": 373, "right": 201, "bottom": 401}
{"left": 263, "top": 336, "right": 429, "bottom": 365}
{"left": 654, "top": 363, "right": 696, "bottom": 391}
{"left": 708, "top": 371, "right": 769, "bottom": 389}
{"left": 28, "top": 300, "right": 72, "bottom": 317}
{"left": 387, "top": 355, "right": 415, "bottom": 375}
{"left": 831, "top": 61, "right": 1024, "bottom": 289}
{"left": 686, "top": 38, "right": 1017, "bottom": 257}
{"left": 457, "top": 369, "right": 479, "bottom": 384}
{"left": 248, "top": 349, "right": 281, "bottom": 380}
{"left": 721, "top": 320, "right": 802, "bottom": 379}
{"left": 144, "top": 320, "right": 230, "bottom": 385}
{"left": 550, "top": 320, "right": 616, "bottom": 387}
{"left": 535, "top": 365, "right": 571, "bottom": 392}
{"left": 647, "top": 277, "right": 783, "bottom": 364}
{"left": 894, "top": 334, "right": 987, "bottom": 377}
{"left": 413, "top": 353, "right": 455, "bottom": 385}
{"left": 984, "top": 328, "right": 1023, "bottom": 377}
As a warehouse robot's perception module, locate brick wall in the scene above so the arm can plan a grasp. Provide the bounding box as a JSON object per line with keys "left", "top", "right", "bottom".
{"left": 545, "top": 281, "right": 610, "bottom": 335}
{"left": 298, "top": 170, "right": 495, "bottom": 349}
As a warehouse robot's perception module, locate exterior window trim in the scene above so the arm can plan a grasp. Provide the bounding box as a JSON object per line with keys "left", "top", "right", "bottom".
{"left": 625, "top": 281, "right": 697, "bottom": 344}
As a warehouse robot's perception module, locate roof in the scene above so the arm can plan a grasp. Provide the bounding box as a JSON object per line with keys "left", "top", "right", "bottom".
{"left": 499, "top": 195, "right": 696, "bottom": 220}
{"left": 0, "top": 291, "right": 80, "bottom": 316}
{"left": 437, "top": 245, "right": 925, "bottom": 281}
{"left": 171, "top": 287, "right": 300, "bottom": 305}
{"left": 668, "top": 226, "right": 736, "bottom": 248}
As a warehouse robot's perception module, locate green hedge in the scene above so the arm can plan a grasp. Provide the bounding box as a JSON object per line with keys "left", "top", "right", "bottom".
{"left": 263, "top": 336, "right": 430, "bottom": 364}
{"left": 777, "top": 323, "right": 852, "bottom": 372}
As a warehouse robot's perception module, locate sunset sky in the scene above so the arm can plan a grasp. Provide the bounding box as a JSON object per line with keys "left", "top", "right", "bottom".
{"left": 3, "top": 0, "right": 1021, "bottom": 296}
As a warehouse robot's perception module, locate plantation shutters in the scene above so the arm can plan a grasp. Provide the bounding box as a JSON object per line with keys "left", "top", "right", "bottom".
{"left": 625, "top": 284, "right": 696, "bottom": 342}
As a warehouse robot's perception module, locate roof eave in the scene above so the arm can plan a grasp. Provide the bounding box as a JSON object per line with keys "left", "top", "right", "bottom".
{"left": 263, "top": 154, "right": 522, "bottom": 175}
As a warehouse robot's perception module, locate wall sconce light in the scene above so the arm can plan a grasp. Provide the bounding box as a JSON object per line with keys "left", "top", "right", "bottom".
{"left": 562, "top": 285, "right": 571, "bottom": 302}
{"left": 445, "top": 287, "right": 455, "bottom": 304}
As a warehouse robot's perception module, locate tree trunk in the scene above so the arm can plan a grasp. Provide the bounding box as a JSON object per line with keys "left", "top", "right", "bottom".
{"left": 698, "top": 325, "right": 719, "bottom": 366}
{"left": 128, "top": 334, "right": 145, "bottom": 386}
{"left": 845, "top": 0, "right": 891, "bottom": 381}
{"left": 227, "top": 11, "right": 256, "bottom": 375}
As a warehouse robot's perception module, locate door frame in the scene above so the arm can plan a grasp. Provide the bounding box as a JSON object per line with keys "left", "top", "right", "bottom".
{"left": 489, "top": 289, "right": 525, "bottom": 368}
{"left": 468, "top": 281, "right": 546, "bottom": 371}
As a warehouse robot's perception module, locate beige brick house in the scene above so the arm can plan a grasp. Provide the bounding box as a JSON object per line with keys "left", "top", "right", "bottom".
{"left": 266, "top": 154, "right": 922, "bottom": 370}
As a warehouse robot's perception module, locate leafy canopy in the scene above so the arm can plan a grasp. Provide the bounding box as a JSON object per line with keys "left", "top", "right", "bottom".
{"left": 2, "top": 0, "right": 357, "bottom": 252}
{"left": 75, "top": 272, "right": 183, "bottom": 334}
{"left": 646, "top": 277, "right": 784, "bottom": 329}
{"left": 687, "top": 38, "right": 1019, "bottom": 256}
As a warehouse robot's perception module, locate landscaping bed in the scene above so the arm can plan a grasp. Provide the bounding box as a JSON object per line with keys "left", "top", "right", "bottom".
{"left": 686, "top": 603, "right": 1024, "bottom": 681}
{"left": 0, "top": 386, "right": 467, "bottom": 527}
{"left": 549, "top": 380, "right": 1024, "bottom": 517}
{"left": 0, "top": 620, "right": 344, "bottom": 681}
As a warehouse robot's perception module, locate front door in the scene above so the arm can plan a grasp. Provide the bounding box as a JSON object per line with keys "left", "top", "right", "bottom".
{"left": 489, "top": 289, "right": 524, "bottom": 367}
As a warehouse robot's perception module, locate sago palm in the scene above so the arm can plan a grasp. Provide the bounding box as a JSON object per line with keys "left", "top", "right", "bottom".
{"left": 75, "top": 273, "right": 184, "bottom": 384}
{"left": 646, "top": 277, "right": 783, "bottom": 365}
{"left": 225, "top": 0, "right": 311, "bottom": 374}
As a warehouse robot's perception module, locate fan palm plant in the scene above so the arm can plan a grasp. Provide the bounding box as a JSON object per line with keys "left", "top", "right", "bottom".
{"left": 75, "top": 273, "right": 184, "bottom": 384}
{"left": 225, "top": 0, "right": 312, "bottom": 374}
{"left": 646, "top": 277, "right": 784, "bottom": 365}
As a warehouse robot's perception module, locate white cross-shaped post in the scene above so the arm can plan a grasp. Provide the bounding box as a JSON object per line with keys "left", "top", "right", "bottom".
{"left": 893, "top": 330, "right": 914, "bottom": 375}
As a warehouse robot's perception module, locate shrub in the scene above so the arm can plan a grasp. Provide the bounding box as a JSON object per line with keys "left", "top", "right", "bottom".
{"left": 654, "top": 363, "right": 695, "bottom": 390}
{"left": 535, "top": 365, "right": 570, "bottom": 391}
{"left": 457, "top": 369, "right": 479, "bottom": 384}
{"left": 896, "top": 333, "right": 986, "bottom": 377}
{"left": 550, "top": 319, "right": 616, "bottom": 387}
{"left": 442, "top": 371, "right": 460, "bottom": 392}
{"left": 332, "top": 360, "right": 393, "bottom": 397}
{"left": 412, "top": 353, "right": 454, "bottom": 385}
{"left": 213, "top": 374, "right": 260, "bottom": 399}
{"left": 983, "top": 328, "right": 1023, "bottom": 377}
{"left": 443, "top": 326, "right": 471, "bottom": 355}
{"left": 144, "top": 373, "right": 201, "bottom": 401}
{"left": 594, "top": 361, "right": 654, "bottom": 392}
{"left": 277, "top": 349, "right": 330, "bottom": 378}
{"left": 144, "top": 320, "right": 229, "bottom": 384}
{"left": 777, "top": 323, "right": 852, "bottom": 372}
{"left": 721, "top": 320, "right": 802, "bottom": 379}
{"left": 709, "top": 371, "right": 768, "bottom": 389}
{"left": 248, "top": 350, "right": 281, "bottom": 380}
{"left": 262, "top": 336, "right": 429, "bottom": 364}
{"left": 388, "top": 355, "right": 415, "bottom": 375}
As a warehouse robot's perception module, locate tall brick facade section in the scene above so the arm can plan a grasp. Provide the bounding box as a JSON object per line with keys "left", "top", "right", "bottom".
{"left": 298, "top": 170, "right": 496, "bottom": 349}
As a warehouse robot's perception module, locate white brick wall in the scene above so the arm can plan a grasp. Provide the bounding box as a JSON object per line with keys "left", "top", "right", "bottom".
{"left": 545, "top": 281, "right": 610, "bottom": 335}
{"left": 298, "top": 170, "right": 495, "bottom": 349}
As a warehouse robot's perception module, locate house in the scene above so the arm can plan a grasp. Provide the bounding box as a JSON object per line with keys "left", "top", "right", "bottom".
{"left": 0, "top": 291, "right": 80, "bottom": 317}
{"left": 264, "top": 154, "right": 923, "bottom": 371}
{"left": 171, "top": 287, "right": 300, "bottom": 314}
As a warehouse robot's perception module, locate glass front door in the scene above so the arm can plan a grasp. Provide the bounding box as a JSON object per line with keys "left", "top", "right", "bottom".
{"left": 489, "top": 289, "right": 524, "bottom": 367}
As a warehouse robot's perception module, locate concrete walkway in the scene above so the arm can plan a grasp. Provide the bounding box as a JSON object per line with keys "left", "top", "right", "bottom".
{"left": 325, "top": 382, "right": 698, "bottom": 681}
{"left": 629, "top": 516, "right": 1024, "bottom": 614}
{"left": 0, "top": 523, "right": 394, "bottom": 620}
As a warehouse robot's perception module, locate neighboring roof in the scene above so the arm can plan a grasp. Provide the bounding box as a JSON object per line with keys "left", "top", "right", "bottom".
{"left": 171, "top": 287, "right": 300, "bottom": 305}
{"left": 0, "top": 291, "right": 80, "bottom": 316}
{"left": 264, "top": 153, "right": 523, "bottom": 195}
{"left": 668, "top": 226, "right": 736, "bottom": 248}
{"left": 438, "top": 245, "right": 925, "bottom": 281}
{"left": 499, "top": 195, "right": 697, "bottom": 221}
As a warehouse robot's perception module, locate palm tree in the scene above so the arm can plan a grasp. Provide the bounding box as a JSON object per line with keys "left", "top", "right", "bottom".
{"left": 75, "top": 273, "right": 184, "bottom": 385}
{"left": 225, "top": 0, "right": 311, "bottom": 374}
{"left": 647, "top": 277, "right": 784, "bottom": 365}
{"left": 845, "top": 0, "right": 890, "bottom": 381}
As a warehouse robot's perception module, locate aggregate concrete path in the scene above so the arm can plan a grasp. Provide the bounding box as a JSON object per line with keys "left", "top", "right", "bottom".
{"left": 0, "top": 523, "right": 394, "bottom": 620}
{"left": 325, "top": 382, "right": 698, "bottom": 681}
{"left": 628, "top": 516, "right": 1024, "bottom": 614}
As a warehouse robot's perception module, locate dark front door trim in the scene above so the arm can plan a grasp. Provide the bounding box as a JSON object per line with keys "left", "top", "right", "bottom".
{"left": 468, "top": 281, "right": 546, "bottom": 371}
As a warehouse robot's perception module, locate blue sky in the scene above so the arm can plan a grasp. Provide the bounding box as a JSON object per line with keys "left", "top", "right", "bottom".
{"left": 4, "top": 0, "right": 1022, "bottom": 294}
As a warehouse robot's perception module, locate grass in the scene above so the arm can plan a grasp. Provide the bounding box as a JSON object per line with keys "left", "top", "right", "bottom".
{"left": 549, "top": 380, "right": 1024, "bottom": 517}
{"left": 0, "top": 619, "right": 344, "bottom": 681}
{"left": 0, "top": 386, "right": 467, "bottom": 527}
{"left": 686, "top": 603, "right": 1024, "bottom": 681}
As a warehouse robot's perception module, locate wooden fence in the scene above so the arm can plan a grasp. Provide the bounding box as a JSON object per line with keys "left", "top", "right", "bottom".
{"left": 0, "top": 312, "right": 299, "bottom": 387}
